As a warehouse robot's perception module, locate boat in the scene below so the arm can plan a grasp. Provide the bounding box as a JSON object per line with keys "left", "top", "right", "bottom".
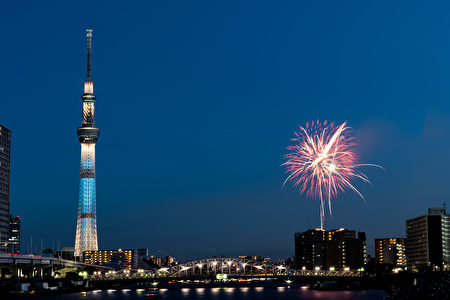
{"left": 145, "top": 287, "right": 160, "bottom": 297}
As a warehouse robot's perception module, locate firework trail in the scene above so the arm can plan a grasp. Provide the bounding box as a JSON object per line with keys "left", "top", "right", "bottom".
{"left": 283, "top": 120, "right": 381, "bottom": 229}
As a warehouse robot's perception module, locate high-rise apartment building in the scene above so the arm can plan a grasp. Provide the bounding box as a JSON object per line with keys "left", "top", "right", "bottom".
{"left": 0, "top": 125, "right": 11, "bottom": 253}
{"left": 375, "top": 238, "right": 406, "bottom": 267}
{"left": 294, "top": 229, "right": 329, "bottom": 269}
{"left": 406, "top": 207, "right": 450, "bottom": 270}
{"left": 295, "top": 228, "right": 367, "bottom": 270}
{"left": 327, "top": 229, "right": 367, "bottom": 269}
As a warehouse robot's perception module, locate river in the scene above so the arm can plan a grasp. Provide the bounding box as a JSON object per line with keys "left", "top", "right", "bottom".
{"left": 31, "top": 286, "right": 387, "bottom": 299}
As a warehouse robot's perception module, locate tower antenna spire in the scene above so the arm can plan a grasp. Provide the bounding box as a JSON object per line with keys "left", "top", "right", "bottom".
{"left": 86, "top": 29, "right": 93, "bottom": 81}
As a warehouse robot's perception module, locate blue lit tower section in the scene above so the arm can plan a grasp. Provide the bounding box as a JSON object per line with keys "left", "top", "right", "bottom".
{"left": 75, "top": 29, "right": 100, "bottom": 257}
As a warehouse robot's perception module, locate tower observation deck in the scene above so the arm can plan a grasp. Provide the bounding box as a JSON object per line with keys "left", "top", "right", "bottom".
{"left": 75, "top": 29, "right": 100, "bottom": 257}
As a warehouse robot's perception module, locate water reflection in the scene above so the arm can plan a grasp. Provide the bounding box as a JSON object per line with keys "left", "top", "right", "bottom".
{"left": 35, "top": 286, "right": 386, "bottom": 300}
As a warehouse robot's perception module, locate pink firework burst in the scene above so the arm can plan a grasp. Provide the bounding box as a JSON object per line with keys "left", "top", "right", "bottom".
{"left": 283, "top": 120, "right": 380, "bottom": 229}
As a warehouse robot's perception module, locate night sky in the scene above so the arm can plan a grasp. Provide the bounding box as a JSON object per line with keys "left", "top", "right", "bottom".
{"left": 2, "top": 1, "right": 450, "bottom": 260}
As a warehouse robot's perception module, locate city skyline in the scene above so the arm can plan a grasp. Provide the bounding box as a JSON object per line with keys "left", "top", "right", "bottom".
{"left": 3, "top": 1, "right": 450, "bottom": 260}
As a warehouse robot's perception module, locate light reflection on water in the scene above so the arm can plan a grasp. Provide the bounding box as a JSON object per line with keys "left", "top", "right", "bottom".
{"left": 32, "top": 286, "right": 387, "bottom": 300}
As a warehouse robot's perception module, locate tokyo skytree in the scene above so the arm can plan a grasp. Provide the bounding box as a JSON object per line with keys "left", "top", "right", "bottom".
{"left": 74, "top": 29, "right": 100, "bottom": 257}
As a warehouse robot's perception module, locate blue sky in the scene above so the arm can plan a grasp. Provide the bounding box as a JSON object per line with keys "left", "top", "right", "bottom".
{"left": 2, "top": 1, "right": 450, "bottom": 259}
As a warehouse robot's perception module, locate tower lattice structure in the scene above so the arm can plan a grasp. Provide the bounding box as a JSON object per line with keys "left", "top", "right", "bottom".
{"left": 75, "top": 29, "right": 100, "bottom": 257}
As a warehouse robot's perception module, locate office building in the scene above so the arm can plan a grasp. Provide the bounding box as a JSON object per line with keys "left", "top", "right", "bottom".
{"left": 0, "top": 125, "right": 10, "bottom": 254}
{"left": 406, "top": 207, "right": 450, "bottom": 270}
{"left": 7, "top": 215, "right": 20, "bottom": 254}
{"left": 74, "top": 30, "right": 101, "bottom": 257}
{"left": 375, "top": 238, "right": 406, "bottom": 267}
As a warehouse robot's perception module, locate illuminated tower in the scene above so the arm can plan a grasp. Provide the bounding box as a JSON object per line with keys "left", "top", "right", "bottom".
{"left": 75, "top": 29, "right": 100, "bottom": 257}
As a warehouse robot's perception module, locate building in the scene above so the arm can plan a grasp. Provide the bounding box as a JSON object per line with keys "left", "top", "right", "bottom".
{"left": 0, "top": 125, "right": 11, "bottom": 253}
{"left": 295, "top": 228, "right": 367, "bottom": 270}
{"left": 137, "top": 249, "right": 150, "bottom": 269}
{"left": 147, "top": 256, "right": 163, "bottom": 267}
{"left": 406, "top": 207, "right": 450, "bottom": 270}
{"left": 165, "top": 255, "right": 176, "bottom": 266}
{"left": 137, "top": 248, "right": 148, "bottom": 258}
{"left": 294, "top": 229, "right": 329, "bottom": 269}
{"left": 74, "top": 29, "right": 101, "bottom": 258}
{"left": 83, "top": 249, "right": 136, "bottom": 269}
{"left": 238, "top": 255, "right": 269, "bottom": 262}
{"left": 55, "top": 247, "right": 75, "bottom": 261}
{"left": 83, "top": 248, "right": 148, "bottom": 269}
{"left": 7, "top": 215, "right": 20, "bottom": 254}
{"left": 327, "top": 229, "right": 367, "bottom": 269}
{"left": 374, "top": 238, "right": 406, "bottom": 267}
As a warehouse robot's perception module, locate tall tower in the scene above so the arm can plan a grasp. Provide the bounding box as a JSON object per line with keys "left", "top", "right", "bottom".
{"left": 75, "top": 29, "right": 100, "bottom": 257}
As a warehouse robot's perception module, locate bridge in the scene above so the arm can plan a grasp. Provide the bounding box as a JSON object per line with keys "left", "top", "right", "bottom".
{"left": 91, "top": 257, "right": 358, "bottom": 281}
{"left": 0, "top": 255, "right": 359, "bottom": 281}
{"left": 158, "top": 257, "right": 288, "bottom": 277}
{"left": 0, "top": 254, "right": 112, "bottom": 279}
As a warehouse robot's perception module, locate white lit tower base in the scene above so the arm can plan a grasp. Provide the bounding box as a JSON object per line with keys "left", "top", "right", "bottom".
{"left": 75, "top": 29, "right": 99, "bottom": 258}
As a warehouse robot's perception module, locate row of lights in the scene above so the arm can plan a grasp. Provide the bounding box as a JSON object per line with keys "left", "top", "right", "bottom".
{"left": 301, "top": 266, "right": 351, "bottom": 271}
{"left": 169, "top": 261, "right": 286, "bottom": 273}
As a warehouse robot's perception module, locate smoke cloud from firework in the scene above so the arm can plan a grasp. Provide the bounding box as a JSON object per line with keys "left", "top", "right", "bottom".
{"left": 283, "top": 120, "right": 381, "bottom": 229}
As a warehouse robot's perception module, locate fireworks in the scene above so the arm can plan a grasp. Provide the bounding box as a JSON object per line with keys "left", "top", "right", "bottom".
{"left": 283, "top": 120, "right": 380, "bottom": 229}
